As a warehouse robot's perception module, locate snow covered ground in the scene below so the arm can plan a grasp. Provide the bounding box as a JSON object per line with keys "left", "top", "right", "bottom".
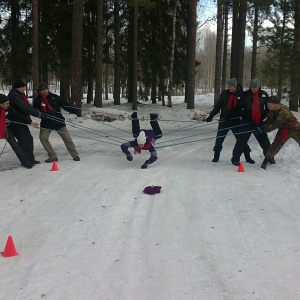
{"left": 1, "top": 94, "right": 300, "bottom": 300}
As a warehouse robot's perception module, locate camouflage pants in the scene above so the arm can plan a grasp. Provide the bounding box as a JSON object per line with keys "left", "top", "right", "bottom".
{"left": 265, "top": 126, "right": 300, "bottom": 158}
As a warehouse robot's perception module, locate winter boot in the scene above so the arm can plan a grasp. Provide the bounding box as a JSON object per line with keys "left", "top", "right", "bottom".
{"left": 261, "top": 157, "right": 270, "bottom": 170}
{"left": 231, "top": 158, "right": 240, "bottom": 166}
{"left": 269, "top": 157, "right": 276, "bottom": 164}
{"left": 212, "top": 151, "right": 221, "bottom": 162}
{"left": 131, "top": 112, "right": 137, "bottom": 119}
{"left": 244, "top": 152, "right": 255, "bottom": 164}
{"left": 150, "top": 113, "right": 158, "bottom": 121}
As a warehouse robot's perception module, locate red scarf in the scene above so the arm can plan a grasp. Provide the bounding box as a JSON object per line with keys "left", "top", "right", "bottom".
{"left": 280, "top": 118, "right": 298, "bottom": 142}
{"left": 226, "top": 94, "right": 237, "bottom": 109}
{"left": 20, "top": 93, "right": 30, "bottom": 118}
{"left": 0, "top": 108, "right": 7, "bottom": 139}
{"left": 251, "top": 92, "right": 261, "bottom": 124}
{"left": 134, "top": 138, "right": 152, "bottom": 154}
{"left": 40, "top": 92, "right": 52, "bottom": 113}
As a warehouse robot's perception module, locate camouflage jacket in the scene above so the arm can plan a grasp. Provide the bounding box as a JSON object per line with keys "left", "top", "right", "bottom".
{"left": 262, "top": 104, "right": 299, "bottom": 133}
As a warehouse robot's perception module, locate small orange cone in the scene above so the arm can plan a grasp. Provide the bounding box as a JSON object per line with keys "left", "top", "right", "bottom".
{"left": 51, "top": 161, "right": 59, "bottom": 171}
{"left": 1, "top": 236, "right": 19, "bottom": 257}
{"left": 237, "top": 162, "right": 245, "bottom": 172}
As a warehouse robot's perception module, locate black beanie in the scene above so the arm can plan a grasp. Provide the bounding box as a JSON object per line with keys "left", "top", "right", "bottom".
{"left": 13, "top": 80, "right": 26, "bottom": 88}
{"left": 37, "top": 82, "right": 49, "bottom": 91}
{"left": 0, "top": 94, "right": 9, "bottom": 104}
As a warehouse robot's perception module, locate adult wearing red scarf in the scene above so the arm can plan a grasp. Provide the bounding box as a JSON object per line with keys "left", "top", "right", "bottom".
{"left": 231, "top": 79, "right": 272, "bottom": 166}
{"left": 205, "top": 78, "right": 254, "bottom": 164}
{"left": 7, "top": 80, "right": 44, "bottom": 167}
{"left": 0, "top": 94, "right": 39, "bottom": 169}
{"left": 33, "top": 82, "right": 81, "bottom": 163}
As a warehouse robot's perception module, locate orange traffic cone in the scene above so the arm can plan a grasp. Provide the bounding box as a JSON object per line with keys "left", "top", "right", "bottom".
{"left": 1, "top": 236, "right": 19, "bottom": 257}
{"left": 51, "top": 161, "right": 59, "bottom": 171}
{"left": 237, "top": 162, "right": 245, "bottom": 172}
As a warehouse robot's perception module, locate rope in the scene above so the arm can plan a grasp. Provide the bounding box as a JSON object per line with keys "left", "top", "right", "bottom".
{"left": 8, "top": 120, "right": 122, "bottom": 146}
{"left": 3, "top": 113, "right": 257, "bottom": 158}
{"left": 162, "top": 119, "right": 218, "bottom": 136}
{"left": 156, "top": 130, "right": 255, "bottom": 149}
{"left": 39, "top": 126, "right": 121, "bottom": 146}
{"left": 46, "top": 114, "right": 128, "bottom": 143}
{"left": 158, "top": 118, "right": 252, "bottom": 145}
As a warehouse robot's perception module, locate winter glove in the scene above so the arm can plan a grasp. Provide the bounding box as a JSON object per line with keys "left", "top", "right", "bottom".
{"left": 141, "top": 162, "right": 149, "bottom": 169}
{"left": 205, "top": 116, "right": 213, "bottom": 122}
{"left": 131, "top": 112, "right": 137, "bottom": 119}
{"left": 254, "top": 127, "right": 264, "bottom": 134}
{"left": 134, "top": 147, "right": 141, "bottom": 154}
{"left": 47, "top": 109, "right": 57, "bottom": 115}
{"left": 126, "top": 153, "right": 133, "bottom": 161}
{"left": 150, "top": 113, "right": 158, "bottom": 121}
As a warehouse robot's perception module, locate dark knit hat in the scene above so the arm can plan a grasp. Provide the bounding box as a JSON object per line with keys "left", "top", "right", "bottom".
{"left": 227, "top": 78, "right": 237, "bottom": 87}
{"left": 267, "top": 95, "right": 280, "bottom": 104}
{"left": 13, "top": 80, "right": 26, "bottom": 88}
{"left": 0, "top": 94, "right": 9, "bottom": 104}
{"left": 250, "top": 79, "right": 260, "bottom": 88}
{"left": 37, "top": 82, "right": 49, "bottom": 91}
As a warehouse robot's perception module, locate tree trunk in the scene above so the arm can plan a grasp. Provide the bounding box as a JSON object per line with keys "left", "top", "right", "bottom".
{"left": 60, "top": 67, "right": 71, "bottom": 103}
{"left": 251, "top": 2, "right": 259, "bottom": 79}
{"left": 113, "top": 0, "right": 121, "bottom": 105}
{"left": 95, "top": 0, "right": 103, "bottom": 108}
{"left": 277, "top": 0, "right": 287, "bottom": 100}
{"left": 289, "top": 0, "right": 300, "bottom": 111}
{"left": 214, "top": 0, "right": 223, "bottom": 104}
{"left": 32, "top": 0, "right": 39, "bottom": 99}
{"left": 40, "top": 0, "right": 49, "bottom": 83}
{"left": 235, "top": 0, "right": 247, "bottom": 83}
{"left": 151, "top": 63, "right": 157, "bottom": 104}
{"left": 185, "top": 0, "right": 197, "bottom": 109}
{"left": 221, "top": 0, "right": 229, "bottom": 90}
{"left": 132, "top": 1, "right": 138, "bottom": 110}
{"left": 10, "top": 0, "right": 21, "bottom": 81}
{"left": 230, "top": 0, "right": 239, "bottom": 78}
{"left": 127, "top": 2, "right": 138, "bottom": 110}
{"left": 71, "top": 0, "right": 84, "bottom": 108}
{"left": 87, "top": 76, "right": 93, "bottom": 104}
{"left": 167, "top": 1, "right": 177, "bottom": 108}
{"left": 158, "top": 0, "right": 165, "bottom": 105}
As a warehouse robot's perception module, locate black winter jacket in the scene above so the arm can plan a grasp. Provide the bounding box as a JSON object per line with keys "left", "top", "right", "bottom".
{"left": 237, "top": 89, "right": 269, "bottom": 123}
{"left": 6, "top": 106, "right": 33, "bottom": 125}
{"left": 33, "top": 92, "right": 79, "bottom": 130}
{"left": 7, "top": 89, "right": 41, "bottom": 122}
{"left": 208, "top": 84, "right": 243, "bottom": 120}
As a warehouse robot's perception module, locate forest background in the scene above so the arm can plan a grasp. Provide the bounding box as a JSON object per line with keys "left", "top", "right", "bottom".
{"left": 0, "top": 0, "right": 299, "bottom": 111}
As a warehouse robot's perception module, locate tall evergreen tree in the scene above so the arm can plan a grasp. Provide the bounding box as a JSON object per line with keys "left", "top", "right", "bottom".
{"left": 185, "top": 0, "right": 197, "bottom": 109}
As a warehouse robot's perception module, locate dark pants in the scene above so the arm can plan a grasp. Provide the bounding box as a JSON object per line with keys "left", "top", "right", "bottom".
{"left": 6, "top": 125, "right": 33, "bottom": 164}
{"left": 132, "top": 118, "right": 162, "bottom": 139}
{"left": 232, "top": 121, "right": 271, "bottom": 162}
{"left": 214, "top": 119, "right": 251, "bottom": 154}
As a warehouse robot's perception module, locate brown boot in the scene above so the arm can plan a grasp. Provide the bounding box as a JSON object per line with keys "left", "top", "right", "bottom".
{"left": 45, "top": 157, "right": 58, "bottom": 163}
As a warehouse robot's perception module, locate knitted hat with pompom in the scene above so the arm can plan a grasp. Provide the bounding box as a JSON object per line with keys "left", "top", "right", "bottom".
{"left": 137, "top": 131, "right": 146, "bottom": 144}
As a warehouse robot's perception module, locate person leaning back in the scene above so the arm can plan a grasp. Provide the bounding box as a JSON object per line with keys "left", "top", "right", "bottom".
{"left": 7, "top": 80, "right": 44, "bottom": 167}
{"left": 256, "top": 96, "right": 300, "bottom": 169}
{"left": 0, "top": 93, "right": 40, "bottom": 169}
{"left": 33, "top": 82, "right": 81, "bottom": 163}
